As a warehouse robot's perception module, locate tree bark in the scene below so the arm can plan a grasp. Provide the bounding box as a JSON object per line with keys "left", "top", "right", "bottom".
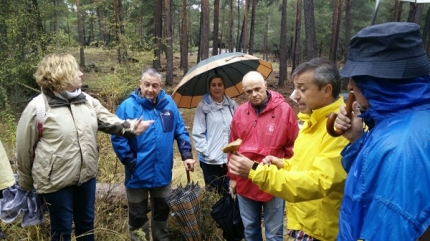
{"left": 153, "top": 0, "right": 162, "bottom": 70}
{"left": 113, "top": 0, "right": 126, "bottom": 63}
{"left": 229, "top": 0, "right": 234, "bottom": 52}
{"left": 53, "top": 0, "right": 59, "bottom": 45}
{"left": 213, "top": 0, "right": 220, "bottom": 56}
{"left": 423, "top": 6, "right": 430, "bottom": 54}
{"left": 242, "top": 0, "right": 249, "bottom": 53}
{"left": 304, "top": 0, "right": 316, "bottom": 61}
{"left": 200, "top": 0, "right": 210, "bottom": 60}
{"left": 343, "top": 0, "right": 351, "bottom": 61}
{"left": 28, "top": 0, "right": 45, "bottom": 52}
{"left": 236, "top": 0, "right": 241, "bottom": 52}
{"left": 76, "top": 0, "right": 85, "bottom": 68}
{"left": 248, "top": 0, "right": 257, "bottom": 55}
{"left": 278, "top": 0, "right": 288, "bottom": 87}
{"left": 407, "top": 3, "right": 424, "bottom": 24}
{"left": 263, "top": 13, "right": 269, "bottom": 60}
{"left": 393, "top": 0, "right": 403, "bottom": 22}
{"left": 164, "top": 0, "right": 173, "bottom": 86}
{"left": 329, "top": 0, "right": 343, "bottom": 63}
{"left": 292, "top": 0, "right": 302, "bottom": 72}
{"left": 180, "top": 0, "right": 188, "bottom": 74}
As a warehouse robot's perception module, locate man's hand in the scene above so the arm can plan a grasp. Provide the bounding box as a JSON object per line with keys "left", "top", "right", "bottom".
{"left": 183, "top": 159, "right": 195, "bottom": 171}
{"left": 228, "top": 152, "right": 254, "bottom": 178}
{"left": 262, "top": 155, "right": 284, "bottom": 169}
{"left": 334, "top": 102, "right": 363, "bottom": 143}
{"left": 134, "top": 117, "right": 155, "bottom": 135}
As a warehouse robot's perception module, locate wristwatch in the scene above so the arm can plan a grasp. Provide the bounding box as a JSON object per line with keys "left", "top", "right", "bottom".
{"left": 252, "top": 162, "right": 259, "bottom": 170}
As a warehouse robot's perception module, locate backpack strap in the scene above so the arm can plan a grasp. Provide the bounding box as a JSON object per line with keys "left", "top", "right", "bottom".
{"left": 31, "top": 94, "right": 46, "bottom": 163}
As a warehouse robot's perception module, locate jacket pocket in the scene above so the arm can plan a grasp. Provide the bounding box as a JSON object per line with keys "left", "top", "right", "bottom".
{"left": 159, "top": 110, "right": 174, "bottom": 133}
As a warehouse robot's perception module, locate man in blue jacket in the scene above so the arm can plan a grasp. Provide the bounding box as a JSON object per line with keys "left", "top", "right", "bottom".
{"left": 334, "top": 22, "right": 430, "bottom": 240}
{"left": 111, "top": 68, "right": 195, "bottom": 241}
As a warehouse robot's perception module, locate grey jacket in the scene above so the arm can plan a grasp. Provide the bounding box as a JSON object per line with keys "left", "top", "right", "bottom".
{"left": 192, "top": 94, "right": 237, "bottom": 165}
{"left": 16, "top": 90, "right": 139, "bottom": 193}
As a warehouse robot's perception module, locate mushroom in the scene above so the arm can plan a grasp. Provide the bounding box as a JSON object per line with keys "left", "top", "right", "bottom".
{"left": 222, "top": 138, "right": 242, "bottom": 154}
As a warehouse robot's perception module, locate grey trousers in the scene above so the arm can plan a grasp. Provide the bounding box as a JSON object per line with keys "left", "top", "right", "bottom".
{"left": 126, "top": 184, "right": 172, "bottom": 241}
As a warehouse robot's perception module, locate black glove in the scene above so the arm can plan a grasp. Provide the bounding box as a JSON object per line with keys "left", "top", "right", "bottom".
{"left": 127, "top": 159, "right": 137, "bottom": 172}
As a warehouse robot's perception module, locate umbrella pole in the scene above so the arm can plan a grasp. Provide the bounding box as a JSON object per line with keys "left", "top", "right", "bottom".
{"left": 186, "top": 169, "right": 190, "bottom": 184}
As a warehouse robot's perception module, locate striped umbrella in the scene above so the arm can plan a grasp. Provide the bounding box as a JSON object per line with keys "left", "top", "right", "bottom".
{"left": 172, "top": 52, "right": 273, "bottom": 108}
{"left": 166, "top": 170, "right": 203, "bottom": 241}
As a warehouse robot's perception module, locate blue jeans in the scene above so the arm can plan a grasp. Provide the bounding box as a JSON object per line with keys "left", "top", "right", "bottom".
{"left": 237, "top": 194, "right": 284, "bottom": 241}
{"left": 199, "top": 161, "right": 229, "bottom": 194}
{"left": 42, "top": 178, "right": 96, "bottom": 241}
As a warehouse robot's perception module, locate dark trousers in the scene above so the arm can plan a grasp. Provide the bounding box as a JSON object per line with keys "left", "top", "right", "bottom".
{"left": 42, "top": 178, "right": 96, "bottom": 241}
{"left": 200, "top": 161, "right": 229, "bottom": 194}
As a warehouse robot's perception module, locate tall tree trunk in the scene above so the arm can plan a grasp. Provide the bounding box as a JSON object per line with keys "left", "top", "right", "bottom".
{"left": 263, "top": 12, "right": 269, "bottom": 60}
{"left": 292, "top": 0, "right": 302, "bottom": 72}
{"left": 197, "top": 9, "right": 202, "bottom": 63}
{"left": 278, "top": 0, "right": 288, "bottom": 87}
{"left": 423, "top": 6, "right": 430, "bottom": 54}
{"left": 76, "top": 0, "right": 85, "bottom": 67}
{"left": 248, "top": 0, "right": 257, "bottom": 55}
{"left": 407, "top": 3, "right": 424, "bottom": 24}
{"left": 28, "top": 0, "right": 45, "bottom": 52}
{"left": 164, "top": 0, "right": 173, "bottom": 86}
{"left": 53, "top": 0, "right": 59, "bottom": 45}
{"left": 213, "top": 0, "right": 220, "bottom": 56}
{"left": 393, "top": 0, "right": 403, "bottom": 22}
{"left": 180, "top": 0, "right": 188, "bottom": 74}
{"left": 229, "top": 0, "right": 234, "bottom": 52}
{"left": 343, "top": 0, "right": 351, "bottom": 61}
{"left": 236, "top": 0, "right": 241, "bottom": 52}
{"left": 88, "top": 10, "right": 95, "bottom": 45}
{"left": 242, "top": 0, "right": 249, "bottom": 53}
{"left": 118, "top": 0, "right": 127, "bottom": 63}
{"left": 329, "top": 0, "right": 343, "bottom": 63}
{"left": 303, "top": 0, "right": 316, "bottom": 61}
{"left": 153, "top": 0, "right": 162, "bottom": 70}
{"left": 96, "top": 6, "right": 105, "bottom": 44}
{"left": 200, "top": 0, "right": 210, "bottom": 60}
{"left": 220, "top": 11, "right": 225, "bottom": 54}
{"left": 113, "top": 0, "right": 121, "bottom": 63}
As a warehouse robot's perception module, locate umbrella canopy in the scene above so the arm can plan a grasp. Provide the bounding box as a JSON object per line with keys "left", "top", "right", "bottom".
{"left": 166, "top": 171, "right": 203, "bottom": 241}
{"left": 172, "top": 52, "right": 273, "bottom": 108}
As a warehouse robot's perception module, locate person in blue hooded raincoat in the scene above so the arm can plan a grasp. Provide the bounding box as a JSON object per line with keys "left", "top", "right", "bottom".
{"left": 334, "top": 22, "right": 430, "bottom": 241}
{"left": 111, "top": 68, "right": 195, "bottom": 241}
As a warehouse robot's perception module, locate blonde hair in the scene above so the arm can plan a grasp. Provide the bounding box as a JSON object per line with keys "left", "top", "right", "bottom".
{"left": 34, "top": 53, "right": 80, "bottom": 92}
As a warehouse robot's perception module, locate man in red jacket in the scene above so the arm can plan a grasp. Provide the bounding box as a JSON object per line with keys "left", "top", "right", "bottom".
{"left": 229, "top": 71, "right": 299, "bottom": 241}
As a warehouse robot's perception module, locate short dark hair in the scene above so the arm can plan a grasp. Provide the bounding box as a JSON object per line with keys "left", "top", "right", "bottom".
{"left": 208, "top": 74, "right": 225, "bottom": 86}
{"left": 292, "top": 58, "right": 341, "bottom": 99}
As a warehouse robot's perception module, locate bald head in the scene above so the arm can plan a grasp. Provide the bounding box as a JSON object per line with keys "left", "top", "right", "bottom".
{"left": 242, "top": 71, "right": 267, "bottom": 106}
{"left": 242, "top": 71, "right": 265, "bottom": 86}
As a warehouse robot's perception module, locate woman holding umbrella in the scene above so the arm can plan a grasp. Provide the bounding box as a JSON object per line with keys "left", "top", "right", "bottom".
{"left": 192, "top": 74, "right": 238, "bottom": 194}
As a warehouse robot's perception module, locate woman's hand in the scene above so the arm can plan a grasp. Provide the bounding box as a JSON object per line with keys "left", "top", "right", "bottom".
{"left": 133, "top": 117, "right": 154, "bottom": 135}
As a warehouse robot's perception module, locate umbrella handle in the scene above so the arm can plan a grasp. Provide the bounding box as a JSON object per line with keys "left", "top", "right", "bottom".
{"left": 186, "top": 170, "right": 190, "bottom": 184}
{"left": 326, "top": 91, "right": 355, "bottom": 137}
